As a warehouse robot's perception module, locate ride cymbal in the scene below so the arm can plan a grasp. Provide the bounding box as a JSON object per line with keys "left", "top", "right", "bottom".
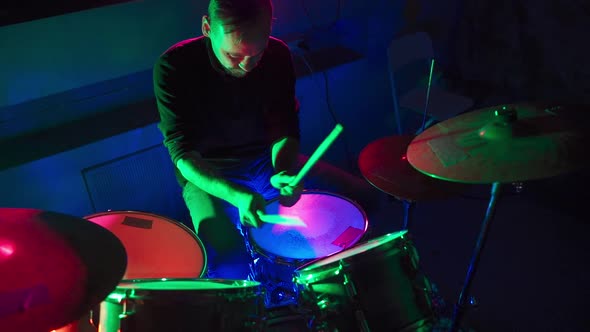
{"left": 0, "top": 208, "right": 126, "bottom": 331}
{"left": 407, "top": 103, "right": 588, "bottom": 184}
{"left": 359, "top": 135, "right": 466, "bottom": 201}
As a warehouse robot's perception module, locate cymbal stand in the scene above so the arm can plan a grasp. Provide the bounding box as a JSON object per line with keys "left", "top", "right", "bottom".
{"left": 449, "top": 182, "right": 502, "bottom": 332}
{"left": 400, "top": 59, "right": 434, "bottom": 231}
{"left": 401, "top": 199, "right": 415, "bottom": 230}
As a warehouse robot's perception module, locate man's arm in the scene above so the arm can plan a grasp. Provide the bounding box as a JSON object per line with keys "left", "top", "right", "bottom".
{"left": 177, "top": 152, "right": 265, "bottom": 227}
{"left": 270, "top": 137, "right": 303, "bottom": 207}
{"left": 271, "top": 136, "right": 300, "bottom": 174}
{"left": 266, "top": 40, "right": 303, "bottom": 205}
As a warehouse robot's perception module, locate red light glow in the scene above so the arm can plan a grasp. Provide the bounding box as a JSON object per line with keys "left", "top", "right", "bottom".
{"left": 0, "top": 241, "right": 15, "bottom": 259}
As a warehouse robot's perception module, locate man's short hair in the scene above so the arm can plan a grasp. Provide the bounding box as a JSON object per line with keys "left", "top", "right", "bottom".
{"left": 208, "top": 0, "right": 273, "bottom": 33}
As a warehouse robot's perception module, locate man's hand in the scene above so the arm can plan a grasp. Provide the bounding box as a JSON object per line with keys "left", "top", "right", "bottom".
{"left": 233, "top": 189, "right": 266, "bottom": 228}
{"left": 270, "top": 171, "right": 303, "bottom": 207}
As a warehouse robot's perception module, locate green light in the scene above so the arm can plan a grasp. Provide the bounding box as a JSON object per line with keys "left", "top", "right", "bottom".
{"left": 317, "top": 299, "right": 329, "bottom": 310}
{"left": 107, "top": 293, "right": 125, "bottom": 302}
{"left": 494, "top": 110, "right": 499, "bottom": 116}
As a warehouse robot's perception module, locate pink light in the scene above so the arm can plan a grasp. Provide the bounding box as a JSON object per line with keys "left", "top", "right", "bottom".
{"left": 0, "top": 241, "right": 14, "bottom": 257}
{"left": 401, "top": 155, "right": 407, "bottom": 160}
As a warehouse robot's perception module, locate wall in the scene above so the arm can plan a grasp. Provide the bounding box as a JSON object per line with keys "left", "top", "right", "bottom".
{"left": 0, "top": 124, "right": 164, "bottom": 217}
{"left": 0, "top": 0, "right": 202, "bottom": 108}
{"left": 449, "top": 0, "right": 590, "bottom": 103}
{"left": 0, "top": 0, "right": 374, "bottom": 109}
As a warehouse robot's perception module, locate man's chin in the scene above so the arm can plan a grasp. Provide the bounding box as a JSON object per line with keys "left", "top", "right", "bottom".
{"left": 226, "top": 69, "right": 248, "bottom": 78}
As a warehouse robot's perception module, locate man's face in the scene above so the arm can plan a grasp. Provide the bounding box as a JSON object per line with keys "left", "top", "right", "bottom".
{"left": 203, "top": 14, "right": 271, "bottom": 78}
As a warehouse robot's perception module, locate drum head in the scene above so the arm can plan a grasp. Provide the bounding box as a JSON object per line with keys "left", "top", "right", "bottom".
{"left": 85, "top": 211, "right": 206, "bottom": 280}
{"left": 298, "top": 230, "right": 408, "bottom": 272}
{"left": 249, "top": 191, "right": 368, "bottom": 260}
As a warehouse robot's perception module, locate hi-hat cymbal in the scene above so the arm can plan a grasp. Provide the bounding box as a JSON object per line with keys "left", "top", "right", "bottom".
{"left": 0, "top": 208, "right": 127, "bottom": 331}
{"left": 359, "top": 135, "right": 467, "bottom": 201}
{"left": 407, "top": 103, "right": 588, "bottom": 184}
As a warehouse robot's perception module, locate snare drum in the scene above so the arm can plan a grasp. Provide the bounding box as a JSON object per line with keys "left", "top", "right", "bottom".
{"left": 100, "top": 279, "right": 265, "bottom": 332}
{"left": 248, "top": 191, "right": 368, "bottom": 307}
{"left": 294, "top": 231, "right": 434, "bottom": 332}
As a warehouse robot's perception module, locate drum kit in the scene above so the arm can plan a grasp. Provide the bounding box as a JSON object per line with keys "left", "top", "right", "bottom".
{"left": 0, "top": 102, "right": 587, "bottom": 332}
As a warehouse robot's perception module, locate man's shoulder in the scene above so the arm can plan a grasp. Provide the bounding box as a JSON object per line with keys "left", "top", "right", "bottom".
{"left": 268, "top": 36, "right": 291, "bottom": 54}
{"left": 263, "top": 37, "right": 294, "bottom": 68}
{"left": 165, "top": 36, "right": 207, "bottom": 54}
{"left": 157, "top": 36, "right": 208, "bottom": 66}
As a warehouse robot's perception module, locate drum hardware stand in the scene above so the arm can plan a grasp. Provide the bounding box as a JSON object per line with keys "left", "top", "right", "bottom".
{"left": 511, "top": 182, "right": 524, "bottom": 194}
{"left": 386, "top": 196, "right": 413, "bottom": 230}
{"left": 342, "top": 267, "right": 370, "bottom": 332}
{"left": 397, "top": 59, "right": 434, "bottom": 232}
{"left": 449, "top": 182, "right": 502, "bottom": 332}
{"left": 306, "top": 284, "right": 331, "bottom": 332}
{"left": 401, "top": 199, "right": 415, "bottom": 230}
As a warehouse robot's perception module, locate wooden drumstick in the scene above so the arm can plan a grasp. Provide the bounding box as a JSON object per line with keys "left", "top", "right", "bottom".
{"left": 290, "top": 123, "right": 344, "bottom": 187}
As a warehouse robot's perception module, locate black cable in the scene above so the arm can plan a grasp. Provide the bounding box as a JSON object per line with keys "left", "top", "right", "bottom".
{"left": 295, "top": 0, "right": 364, "bottom": 172}
{"left": 294, "top": 47, "right": 356, "bottom": 172}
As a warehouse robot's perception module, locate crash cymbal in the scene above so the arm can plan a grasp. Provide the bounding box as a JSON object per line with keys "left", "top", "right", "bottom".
{"left": 0, "top": 208, "right": 126, "bottom": 331}
{"left": 359, "top": 135, "right": 467, "bottom": 201}
{"left": 407, "top": 103, "right": 588, "bottom": 184}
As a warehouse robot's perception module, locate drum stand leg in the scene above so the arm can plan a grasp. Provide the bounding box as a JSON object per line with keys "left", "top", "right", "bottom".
{"left": 449, "top": 182, "right": 502, "bottom": 332}
{"left": 401, "top": 199, "right": 415, "bottom": 230}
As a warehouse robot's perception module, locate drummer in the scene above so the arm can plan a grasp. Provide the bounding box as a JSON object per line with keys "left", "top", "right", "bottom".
{"left": 154, "top": 0, "right": 384, "bottom": 287}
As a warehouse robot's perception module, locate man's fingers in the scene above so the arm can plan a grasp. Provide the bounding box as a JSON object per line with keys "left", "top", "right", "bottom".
{"left": 279, "top": 193, "right": 299, "bottom": 207}
{"left": 271, "top": 172, "right": 299, "bottom": 190}
{"left": 280, "top": 186, "right": 294, "bottom": 196}
{"left": 244, "top": 211, "right": 261, "bottom": 228}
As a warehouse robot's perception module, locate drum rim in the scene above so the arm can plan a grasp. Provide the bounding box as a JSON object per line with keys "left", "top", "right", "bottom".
{"left": 248, "top": 190, "right": 369, "bottom": 261}
{"left": 116, "top": 278, "right": 261, "bottom": 287}
{"left": 108, "top": 278, "right": 263, "bottom": 300}
{"left": 84, "top": 210, "right": 207, "bottom": 278}
{"left": 293, "top": 230, "right": 410, "bottom": 283}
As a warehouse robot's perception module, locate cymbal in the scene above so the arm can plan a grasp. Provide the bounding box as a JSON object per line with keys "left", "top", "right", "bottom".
{"left": 359, "top": 135, "right": 467, "bottom": 201}
{"left": 407, "top": 103, "right": 589, "bottom": 184}
{"left": 0, "top": 208, "right": 126, "bottom": 331}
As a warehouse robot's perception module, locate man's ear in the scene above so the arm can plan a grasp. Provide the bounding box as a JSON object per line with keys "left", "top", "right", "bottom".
{"left": 202, "top": 15, "right": 211, "bottom": 37}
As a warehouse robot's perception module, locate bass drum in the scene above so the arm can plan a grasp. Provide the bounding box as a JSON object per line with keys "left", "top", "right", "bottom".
{"left": 99, "top": 279, "right": 264, "bottom": 332}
